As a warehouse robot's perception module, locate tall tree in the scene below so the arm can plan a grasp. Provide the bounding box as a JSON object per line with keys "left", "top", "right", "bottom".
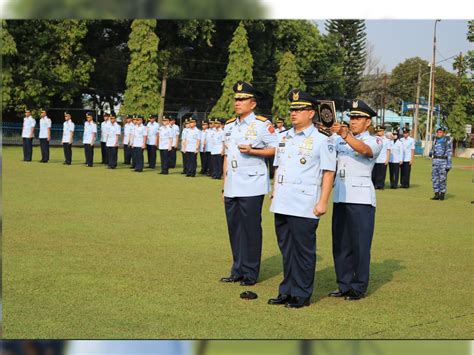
{"left": 209, "top": 21, "right": 253, "bottom": 119}
{"left": 120, "top": 20, "right": 161, "bottom": 118}
{"left": 1, "top": 20, "right": 18, "bottom": 111}
{"left": 272, "top": 51, "right": 305, "bottom": 122}
{"left": 325, "top": 20, "right": 367, "bottom": 100}
{"left": 5, "top": 20, "right": 94, "bottom": 118}
{"left": 446, "top": 96, "right": 468, "bottom": 146}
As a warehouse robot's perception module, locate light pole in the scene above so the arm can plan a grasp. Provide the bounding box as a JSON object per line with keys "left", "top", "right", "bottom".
{"left": 414, "top": 68, "right": 431, "bottom": 142}
{"left": 424, "top": 19, "right": 441, "bottom": 156}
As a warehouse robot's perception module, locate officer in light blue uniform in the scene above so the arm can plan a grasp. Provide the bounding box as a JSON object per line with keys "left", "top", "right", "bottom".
{"left": 329, "top": 100, "right": 382, "bottom": 301}
{"left": 183, "top": 117, "right": 201, "bottom": 177}
{"left": 62, "top": 111, "right": 75, "bottom": 165}
{"left": 220, "top": 81, "right": 278, "bottom": 286}
{"left": 429, "top": 127, "right": 453, "bottom": 200}
{"left": 158, "top": 116, "right": 173, "bottom": 174}
{"left": 399, "top": 127, "right": 415, "bottom": 188}
{"left": 268, "top": 89, "right": 336, "bottom": 308}
{"left": 131, "top": 115, "right": 147, "bottom": 172}
{"left": 21, "top": 109, "right": 36, "bottom": 162}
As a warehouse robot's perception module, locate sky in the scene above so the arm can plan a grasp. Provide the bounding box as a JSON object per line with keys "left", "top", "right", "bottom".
{"left": 1, "top": 0, "right": 471, "bottom": 74}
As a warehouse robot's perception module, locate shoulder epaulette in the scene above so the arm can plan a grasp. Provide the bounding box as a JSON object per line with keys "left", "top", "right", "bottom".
{"left": 256, "top": 115, "right": 269, "bottom": 123}
{"left": 226, "top": 117, "right": 237, "bottom": 124}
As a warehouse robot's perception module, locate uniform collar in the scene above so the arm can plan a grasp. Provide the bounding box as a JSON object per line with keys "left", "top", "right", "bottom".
{"left": 355, "top": 131, "right": 370, "bottom": 139}
{"left": 237, "top": 112, "right": 255, "bottom": 125}
{"left": 287, "top": 124, "right": 315, "bottom": 138}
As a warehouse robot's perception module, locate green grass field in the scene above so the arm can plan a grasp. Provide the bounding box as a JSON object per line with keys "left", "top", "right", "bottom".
{"left": 3, "top": 146, "right": 473, "bottom": 339}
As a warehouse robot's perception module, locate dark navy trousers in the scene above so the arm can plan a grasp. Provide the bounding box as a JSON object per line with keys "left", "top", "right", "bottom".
{"left": 332, "top": 203, "right": 375, "bottom": 294}
{"left": 23, "top": 138, "right": 33, "bottom": 161}
{"left": 275, "top": 213, "right": 319, "bottom": 298}
{"left": 224, "top": 195, "right": 264, "bottom": 281}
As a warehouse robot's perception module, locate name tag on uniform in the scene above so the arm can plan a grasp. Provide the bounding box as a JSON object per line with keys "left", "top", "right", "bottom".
{"left": 231, "top": 160, "right": 238, "bottom": 168}
{"left": 279, "top": 143, "right": 285, "bottom": 147}
{"left": 226, "top": 132, "right": 231, "bottom": 136}
{"left": 277, "top": 175, "right": 284, "bottom": 183}
{"left": 339, "top": 169, "right": 345, "bottom": 178}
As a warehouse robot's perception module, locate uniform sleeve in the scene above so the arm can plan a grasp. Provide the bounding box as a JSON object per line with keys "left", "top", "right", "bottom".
{"left": 93, "top": 125, "right": 97, "bottom": 133}
{"left": 261, "top": 122, "right": 278, "bottom": 148}
{"left": 71, "top": 122, "right": 75, "bottom": 131}
{"left": 32, "top": 119, "right": 36, "bottom": 127}
{"left": 447, "top": 139, "right": 453, "bottom": 168}
{"left": 47, "top": 119, "right": 52, "bottom": 128}
{"left": 367, "top": 136, "right": 383, "bottom": 160}
{"left": 320, "top": 136, "right": 337, "bottom": 171}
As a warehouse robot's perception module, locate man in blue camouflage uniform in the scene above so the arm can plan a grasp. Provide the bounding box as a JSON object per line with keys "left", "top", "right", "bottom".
{"left": 429, "top": 127, "right": 452, "bottom": 201}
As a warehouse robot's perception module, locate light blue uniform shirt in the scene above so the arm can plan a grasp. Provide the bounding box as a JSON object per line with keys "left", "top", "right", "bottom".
{"left": 82, "top": 121, "right": 97, "bottom": 145}
{"left": 100, "top": 120, "right": 111, "bottom": 143}
{"left": 270, "top": 125, "right": 337, "bottom": 219}
{"left": 39, "top": 116, "right": 52, "bottom": 139}
{"left": 211, "top": 129, "right": 224, "bottom": 155}
{"left": 62, "top": 120, "right": 75, "bottom": 143}
{"left": 68, "top": 341, "right": 191, "bottom": 355}
{"left": 132, "top": 124, "right": 147, "bottom": 148}
{"left": 180, "top": 128, "right": 188, "bottom": 152}
{"left": 123, "top": 122, "right": 134, "bottom": 145}
{"left": 158, "top": 125, "right": 172, "bottom": 150}
{"left": 184, "top": 127, "right": 201, "bottom": 152}
{"left": 170, "top": 124, "right": 180, "bottom": 147}
{"left": 400, "top": 136, "right": 415, "bottom": 162}
{"left": 375, "top": 136, "right": 391, "bottom": 163}
{"left": 199, "top": 129, "right": 208, "bottom": 152}
{"left": 146, "top": 121, "right": 159, "bottom": 145}
{"left": 21, "top": 116, "right": 36, "bottom": 138}
{"left": 333, "top": 131, "right": 383, "bottom": 207}
{"left": 223, "top": 112, "right": 278, "bottom": 198}
{"left": 389, "top": 139, "right": 402, "bottom": 163}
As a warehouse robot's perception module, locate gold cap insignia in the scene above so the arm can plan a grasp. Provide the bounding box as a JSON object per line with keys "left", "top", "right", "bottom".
{"left": 237, "top": 83, "right": 243, "bottom": 91}
{"left": 293, "top": 91, "right": 300, "bottom": 101}
{"left": 352, "top": 101, "right": 358, "bottom": 108}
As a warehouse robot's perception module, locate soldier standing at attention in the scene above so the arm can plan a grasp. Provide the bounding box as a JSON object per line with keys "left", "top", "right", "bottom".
{"left": 21, "top": 109, "right": 36, "bottom": 162}
{"left": 38, "top": 109, "right": 52, "bottom": 163}
{"left": 183, "top": 118, "right": 201, "bottom": 177}
{"left": 329, "top": 100, "right": 382, "bottom": 301}
{"left": 123, "top": 114, "right": 134, "bottom": 164}
{"left": 220, "top": 81, "right": 277, "bottom": 286}
{"left": 132, "top": 115, "right": 147, "bottom": 172}
{"left": 146, "top": 114, "right": 159, "bottom": 169}
{"left": 199, "top": 120, "right": 210, "bottom": 175}
{"left": 83, "top": 112, "right": 97, "bottom": 167}
{"left": 371, "top": 125, "right": 391, "bottom": 189}
{"left": 100, "top": 113, "right": 110, "bottom": 165}
{"left": 429, "top": 127, "right": 452, "bottom": 200}
{"left": 158, "top": 116, "right": 173, "bottom": 175}
{"left": 62, "top": 111, "right": 75, "bottom": 165}
{"left": 388, "top": 132, "right": 402, "bottom": 188}
{"left": 268, "top": 89, "right": 336, "bottom": 309}
{"left": 169, "top": 117, "right": 180, "bottom": 169}
{"left": 106, "top": 113, "right": 121, "bottom": 169}
{"left": 399, "top": 127, "right": 415, "bottom": 188}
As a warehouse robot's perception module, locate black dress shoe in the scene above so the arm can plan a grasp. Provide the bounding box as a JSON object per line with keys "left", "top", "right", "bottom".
{"left": 344, "top": 290, "right": 365, "bottom": 301}
{"left": 285, "top": 296, "right": 310, "bottom": 308}
{"left": 439, "top": 192, "right": 445, "bottom": 200}
{"left": 220, "top": 275, "right": 243, "bottom": 283}
{"left": 240, "top": 278, "right": 256, "bottom": 286}
{"left": 328, "top": 289, "right": 350, "bottom": 297}
{"left": 268, "top": 294, "right": 291, "bottom": 305}
{"left": 431, "top": 192, "right": 439, "bottom": 200}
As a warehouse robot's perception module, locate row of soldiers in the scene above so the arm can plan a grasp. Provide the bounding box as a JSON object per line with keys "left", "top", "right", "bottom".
{"left": 20, "top": 109, "right": 230, "bottom": 177}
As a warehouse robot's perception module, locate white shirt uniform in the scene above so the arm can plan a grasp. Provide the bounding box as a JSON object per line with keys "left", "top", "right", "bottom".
{"left": 106, "top": 122, "right": 121, "bottom": 147}
{"left": 170, "top": 124, "right": 180, "bottom": 147}
{"left": 270, "top": 125, "right": 337, "bottom": 219}
{"left": 206, "top": 128, "right": 215, "bottom": 153}
{"left": 146, "top": 121, "right": 159, "bottom": 145}
{"left": 132, "top": 124, "right": 147, "bottom": 148}
{"left": 223, "top": 112, "right": 278, "bottom": 198}
{"left": 375, "top": 135, "right": 391, "bottom": 164}
{"left": 333, "top": 131, "right": 383, "bottom": 207}
{"left": 211, "top": 129, "right": 224, "bottom": 155}
{"left": 39, "top": 117, "right": 52, "bottom": 139}
{"left": 62, "top": 120, "right": 75, "bottom": 144}
{"left": 158, "top": 125, "right": 172, "bottom": 150}
{"left": 400, "top": 136, "right": 415, "bottom": 162}
{"left": 184, "top": 127, "right": 201, "bottom": 152}
{"left": 68, "top": 341, "right": 191, "bottom": 355}
{"left": 82, "top": 121, "right": 97, "bottom": 145}
{"left": 180, "top": 128, "right": 189, "bottom": 152}
{"left": 22, "top": 116, "right": 36, "bottom": 138}
{"left": 123, "top": 122, "right": 134, "bottom": 145}
{"left": 389, "top": 140, "right": 402, "bottom": 163}
{"left": 100, "top": 121, "right": 111, "bottom": 143}
{"left": 199, "top": 130, "right": 208, "bottom": 152}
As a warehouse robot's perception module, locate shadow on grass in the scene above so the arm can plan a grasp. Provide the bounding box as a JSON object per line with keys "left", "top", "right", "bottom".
{"left": 312, "top": 259, "right": 405, "bottom": 303}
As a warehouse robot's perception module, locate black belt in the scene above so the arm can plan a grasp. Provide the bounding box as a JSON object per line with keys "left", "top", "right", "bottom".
{"left": 433, "top": 155, "right": 447, "bottom": 159}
